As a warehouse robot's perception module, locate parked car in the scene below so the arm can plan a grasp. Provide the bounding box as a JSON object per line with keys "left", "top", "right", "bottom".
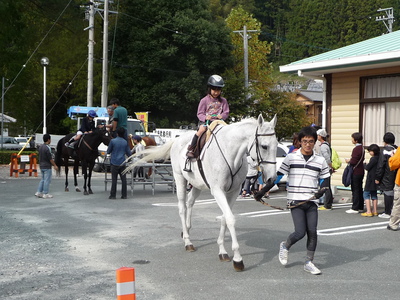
{"left": 147, "top": 133, "right": 164, "bottom": 146}
{"left": 0, "top": 137, "right": 24, "bottom": 150}
{"left": 275, "top": 143, "right": 289, "bottom": 186}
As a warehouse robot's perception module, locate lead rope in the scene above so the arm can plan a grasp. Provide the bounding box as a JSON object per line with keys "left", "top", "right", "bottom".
{"left": 256, "top": 187, "right": 329, "bottom": 210}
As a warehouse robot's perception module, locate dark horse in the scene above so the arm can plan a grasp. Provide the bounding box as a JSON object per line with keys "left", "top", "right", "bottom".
{"left": 55, "top": 128, "right": 112, "bottom": 195}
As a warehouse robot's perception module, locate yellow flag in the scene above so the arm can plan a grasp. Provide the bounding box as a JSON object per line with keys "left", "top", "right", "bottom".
{"left": 135, "top": 112, "right": 148, "bottom": 132}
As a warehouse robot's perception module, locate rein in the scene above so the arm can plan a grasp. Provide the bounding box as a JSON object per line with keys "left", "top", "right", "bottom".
{"left": 206, "top": 125, "right": 277, "bottom": 191}
{"left": 209, "top": 127, "right": 243, "bottom": 191}
{"left": 256, "top": 187, "right": 329, "bottom": 211}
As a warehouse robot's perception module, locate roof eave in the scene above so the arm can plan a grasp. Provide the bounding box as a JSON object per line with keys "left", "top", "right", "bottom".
{"left": 280, "top": 51, "right": 400, "bottom": 76}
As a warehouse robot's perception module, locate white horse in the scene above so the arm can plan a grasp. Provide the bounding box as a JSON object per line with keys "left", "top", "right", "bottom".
{"left": 126, "top": 114, "right": 278, "bottom": 271}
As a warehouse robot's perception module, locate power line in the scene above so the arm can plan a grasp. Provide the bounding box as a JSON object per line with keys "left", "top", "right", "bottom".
{"left": 3, "top": 0, "right": 74, "bottom": 98}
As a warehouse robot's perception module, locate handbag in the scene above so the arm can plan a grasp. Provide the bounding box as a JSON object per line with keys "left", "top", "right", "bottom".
{"left": 342, "top": 147, "right": 364, "bottom": 187}
{"left": 342, "top": 164, "right": 353, "bottom": 187}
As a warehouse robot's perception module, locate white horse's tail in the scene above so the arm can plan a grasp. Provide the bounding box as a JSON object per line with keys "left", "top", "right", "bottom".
{"left": 123, "top": 139, "right": 175, "bottom": 174}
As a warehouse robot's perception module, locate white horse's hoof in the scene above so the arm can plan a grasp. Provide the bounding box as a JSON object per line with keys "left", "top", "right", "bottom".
{"left": 185, "top": 245, "right": 196, "bottom": 252}
{"left": 219, "top": 254, "right": 231, "bottom": 262}
{"left": 233, "top": 260, "right": 244, "bottom": 272}
{"left": 65, "top": 187, "right": 69, "bottom": 192}
{"left": 75, "top": 187, "right": 81, "bottom": 192}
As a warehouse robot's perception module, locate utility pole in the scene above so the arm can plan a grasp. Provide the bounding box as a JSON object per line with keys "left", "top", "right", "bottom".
{"left": 84, "top": 2, "right": 95, "bottom": 107}
{"left": 1, "top": 77, "right": 4, "bottom": 149}
{"left": 101, "top": 0, "right": 109, "bottom": 108}
{"left": 233, "top": 26, "right": 258, "bottom": 93}
{"left": 83, "top": 1, "right": 117, "bottom": 108}
{"left": 376, "top": 7, "right": 395, "bottom": 34}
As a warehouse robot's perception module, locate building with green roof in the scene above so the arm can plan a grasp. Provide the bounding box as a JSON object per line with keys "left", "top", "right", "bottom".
{"left": 280, "top": 30, "right": 400, "bottom": 186}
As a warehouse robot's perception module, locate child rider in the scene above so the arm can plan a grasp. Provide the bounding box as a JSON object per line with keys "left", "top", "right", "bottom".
{"left": 186, "top": 75, "right": 229, "bottom": 158}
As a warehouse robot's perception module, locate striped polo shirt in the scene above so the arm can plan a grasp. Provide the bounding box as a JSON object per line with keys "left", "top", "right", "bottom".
{"left": 278, "top": 149, "right": 330, "bottom": 202}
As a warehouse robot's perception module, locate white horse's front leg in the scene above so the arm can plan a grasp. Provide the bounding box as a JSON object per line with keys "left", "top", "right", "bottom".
{"left": 213, "top": 190, "right": 244, "bottom": 271}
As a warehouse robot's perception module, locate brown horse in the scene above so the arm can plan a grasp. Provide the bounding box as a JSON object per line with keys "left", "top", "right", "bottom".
{"left": 128, "top": 135, "right": 157, "bottom": 177}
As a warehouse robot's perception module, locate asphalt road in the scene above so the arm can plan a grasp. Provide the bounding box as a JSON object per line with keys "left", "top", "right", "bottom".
{"left": 0, "top": 170, "right": 399, "bottom": 300}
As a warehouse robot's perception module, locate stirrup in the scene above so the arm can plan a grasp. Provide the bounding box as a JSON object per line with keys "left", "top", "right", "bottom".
{"left": 183, "top": 158, "right": 192, "bottom": 172}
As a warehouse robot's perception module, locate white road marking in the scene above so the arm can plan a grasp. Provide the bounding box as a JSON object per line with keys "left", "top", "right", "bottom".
{"left": 318, "top": 222, "right": 389, "bottom": 236}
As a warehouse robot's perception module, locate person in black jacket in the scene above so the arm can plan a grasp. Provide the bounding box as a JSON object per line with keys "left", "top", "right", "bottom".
{"left": 375, "top": 132, "right": 398, "bottom": 218}
{"left": 65, "top": 110, "right": 97, "bottom": 148}
{"left": 361, "top": 144, "right": 380, "bottom": 217}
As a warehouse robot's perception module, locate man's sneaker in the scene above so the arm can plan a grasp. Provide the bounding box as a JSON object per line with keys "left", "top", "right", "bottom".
{"left": 304, "top": 260, "right": 322, "bottom": 275}
{"left": 346, "top": 209, "right": 359, "bottom": 214}
{"left": 34, "top": 192, "right": 43, "bottom": 198}
{"left": 64, "top": 142, "right": 70, "bottom": 147}
{"left": 278, "top": 241, "right": 289, "bottom": 266}
{"left": 42, "top": 194, "right": 53, "bottom": 199}
{"left": 378, "top": 213, "right": 391, "bottom": 219}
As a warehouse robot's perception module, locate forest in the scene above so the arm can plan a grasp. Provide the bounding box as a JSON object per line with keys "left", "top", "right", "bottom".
{"left": 0, "top": 0, "right": 399, "bottom": 139}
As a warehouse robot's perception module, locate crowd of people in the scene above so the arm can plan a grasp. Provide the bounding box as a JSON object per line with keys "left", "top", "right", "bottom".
{"left": 344, "top": 132, "right": 400, "bottom": 232}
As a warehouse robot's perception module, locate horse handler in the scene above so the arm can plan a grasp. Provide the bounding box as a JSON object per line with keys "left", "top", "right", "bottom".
{"left": 256, "top": 126, "right": 330, "bottom": 275}
{"left": 107, "top": 128, "right": 132, "bottom": 199}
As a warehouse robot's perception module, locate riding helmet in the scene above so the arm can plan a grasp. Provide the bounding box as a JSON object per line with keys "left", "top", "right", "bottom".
{"left": 88, "top": 110, "right": 97, "bottom": 118}
{"left": 207, "top": 75, "right": 225, "bottom": 88}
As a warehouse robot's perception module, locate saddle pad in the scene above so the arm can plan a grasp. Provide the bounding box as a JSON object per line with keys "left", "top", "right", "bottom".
{"left": 206, "top": 120, "right": 227, "bottom": 142}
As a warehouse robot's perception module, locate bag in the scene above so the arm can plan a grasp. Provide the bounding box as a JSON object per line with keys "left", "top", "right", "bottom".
{"left": 331, "top": 148, "right": 342, "bottom": 170}
{"left": 342, "top": 164, "right": 353, "bottom": 187}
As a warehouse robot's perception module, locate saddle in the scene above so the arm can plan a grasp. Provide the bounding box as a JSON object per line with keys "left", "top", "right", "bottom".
{"left": 191, "top": 120, "right": 227, "bottom": 159}
{"left": 183, "top": 120, "right": 226, "bottom": 173}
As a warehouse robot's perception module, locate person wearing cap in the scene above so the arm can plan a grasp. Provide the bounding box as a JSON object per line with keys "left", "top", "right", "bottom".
{"left": 316, "top": 128, "right": 334, "bottom": 210}
{"left": 65, "top": 109, "right": 98, "bottom": 148}
{"left": 131, "top": 135, "right": 145, "bottom": 179}
{"left": 186, "top": 75, "right": 229, "bottom": 159}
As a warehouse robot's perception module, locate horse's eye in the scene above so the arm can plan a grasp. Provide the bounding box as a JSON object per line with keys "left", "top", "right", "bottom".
{"left": 261, "top": 145, "right": 268, "bottom": 150}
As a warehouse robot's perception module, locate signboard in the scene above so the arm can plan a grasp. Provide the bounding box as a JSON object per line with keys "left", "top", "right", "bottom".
{"left": 20, "top": 155, "right": 29, "bottom": 162}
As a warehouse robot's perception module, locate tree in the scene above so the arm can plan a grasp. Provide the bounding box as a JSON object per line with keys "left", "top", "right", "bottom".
{"left": 225, "top": 7, "right": 309, "bottom": 137}
{"left": 110, "top": 0, "right": 233, "bottom": 127}
{"left": 0, "top": 0, "right": 103, "bottom": 135}
{"left": 224, "top": 7, "right": 273, "bottom": 118}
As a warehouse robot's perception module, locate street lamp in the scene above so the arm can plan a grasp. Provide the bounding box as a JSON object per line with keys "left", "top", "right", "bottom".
{"left": 40, "top": 57, "right": 49, "bottom": 134}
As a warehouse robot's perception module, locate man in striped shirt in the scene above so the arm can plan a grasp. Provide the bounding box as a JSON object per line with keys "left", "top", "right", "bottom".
{"left": 257, "top": 126, "right": 330, "bottom": 274}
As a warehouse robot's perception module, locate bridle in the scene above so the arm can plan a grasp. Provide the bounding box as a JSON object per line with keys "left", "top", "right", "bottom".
{"left": 249, "top": 127, "right": 277, "bottom": 166}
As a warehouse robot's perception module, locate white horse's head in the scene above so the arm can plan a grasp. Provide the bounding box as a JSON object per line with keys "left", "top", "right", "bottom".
{"left": 248, "top": 114, "right": 278, "bottom": 186}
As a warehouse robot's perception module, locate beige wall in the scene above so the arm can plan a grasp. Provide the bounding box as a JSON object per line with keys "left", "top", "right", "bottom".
{"left": 330, "top": 66, "right": 400, "bottom": 186}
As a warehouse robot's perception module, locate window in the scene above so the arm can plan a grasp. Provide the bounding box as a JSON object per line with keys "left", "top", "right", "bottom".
{"left": 362, "top": 76, "right": 400, "bottom": 145}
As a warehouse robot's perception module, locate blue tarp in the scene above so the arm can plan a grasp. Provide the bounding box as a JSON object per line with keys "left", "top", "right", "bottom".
{"left": 67, "top": 106, "right": 109, "bottom": 118}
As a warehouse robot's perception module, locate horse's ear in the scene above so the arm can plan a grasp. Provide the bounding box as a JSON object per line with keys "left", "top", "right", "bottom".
{"left": 270, "top": 114, "right": 277, "bottom": 128}
{"left": 257, "top": 114, "right": 265, "bottom": 127}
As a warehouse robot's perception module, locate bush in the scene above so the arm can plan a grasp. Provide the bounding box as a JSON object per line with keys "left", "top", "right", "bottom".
{"left": 0, "top": 150, "right": 38, "bottom": 165}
